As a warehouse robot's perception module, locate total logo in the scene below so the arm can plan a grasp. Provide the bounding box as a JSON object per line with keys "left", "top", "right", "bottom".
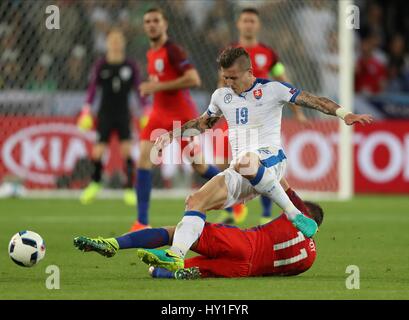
{"left": 1, "top": 123, "right": 95, "bottom": 185}
{"left": 354, "top": 131, "right": 409, "bottom": 183}
{"left": 283, "top": 129, "right": 409, "bottom": 184}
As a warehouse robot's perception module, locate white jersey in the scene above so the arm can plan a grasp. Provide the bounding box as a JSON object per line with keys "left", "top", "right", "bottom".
{"left": 206, "top": 78, "right": 301, "bottom": 160}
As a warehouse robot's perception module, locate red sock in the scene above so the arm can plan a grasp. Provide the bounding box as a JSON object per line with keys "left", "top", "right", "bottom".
{"left": 285, "top": 188, "right": 311, "bottom": 217}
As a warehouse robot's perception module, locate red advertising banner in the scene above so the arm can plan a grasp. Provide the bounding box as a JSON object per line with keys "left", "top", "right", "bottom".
{"left": 282, "top": 119, "right": 339, "bottom": 193}
{"left": 0, "top": 116, "right": 408, "bottom": 193}
{"left": 0, "top": 117, "right": 136, "bottom": 189}
{"left": 354, "top": 121, "right": 409, "bottom": 193}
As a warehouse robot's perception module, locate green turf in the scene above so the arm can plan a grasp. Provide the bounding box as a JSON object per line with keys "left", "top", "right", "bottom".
{"left": 0, "top": 195, "right": 408, "bottom": 300}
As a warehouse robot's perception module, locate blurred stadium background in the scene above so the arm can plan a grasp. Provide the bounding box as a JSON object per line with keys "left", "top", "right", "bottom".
{"left": 0, "top": 0, "right": 408, "bottom": 199}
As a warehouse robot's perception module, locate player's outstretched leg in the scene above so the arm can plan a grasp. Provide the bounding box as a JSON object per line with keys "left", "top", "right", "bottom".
{"left": 134, "top": 211, "right": 206, "bottom": 272}
{"left": 193, "top": 161, "right": 248, "bottom": 225}
{"left": 249, "top": 165, "right": 318, "bottom": 237}
{"left": 235, "top": 152, "right": 317, "bottom": 237}
{"left": 143, "top": 176, "right": 228, "bottom": 271}
{"left": 137, "top": 248, "right": 184, "bottom": 271}
{"left": 74, "top": 228, "right": 170, "bottom": 257}
{"left": 73, "top": 236, "right": 119, "bottom": 257}
{"left": 149, "top": 266, "right": 201, "bottom": 280}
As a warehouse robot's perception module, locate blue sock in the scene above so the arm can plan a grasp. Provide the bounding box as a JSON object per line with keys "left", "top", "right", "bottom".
{"left": 136, "top": 168, "right": 152, "bottom": 225}
{"left": 152, "top": 267, "right": 174, "bottom": 279}
{"left": 116, "top": 228, "right": 169, "bottom": 249}
{"left": 201, "top": 165, "right": 221, "bottom": 180}
{"left": 261, "top": 195, "right": 272, "bottom": 217}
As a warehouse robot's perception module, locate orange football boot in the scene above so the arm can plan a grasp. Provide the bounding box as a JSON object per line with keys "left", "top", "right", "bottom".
{"left": 129, "top": 221, "right": 151, "bottom": 232}
{"left": 233, "top": 203, "right": 248, "bottom": 224}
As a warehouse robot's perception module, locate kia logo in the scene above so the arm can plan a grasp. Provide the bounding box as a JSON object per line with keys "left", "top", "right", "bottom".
{"left": 2, "top": 123, "right": 95, "bottom": 185}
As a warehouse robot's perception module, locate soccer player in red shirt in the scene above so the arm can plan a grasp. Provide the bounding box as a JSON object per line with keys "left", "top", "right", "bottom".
{"left": 192, "top": 7, "right": 308, "bottom": 225}
{"left": 131, "top": 8, "right": 201, "bottom": 231}
{"left": 355, "top": 31, "right": 387, "bottom": 94}
{"left": 73, "top": 179, "right": 322, "bottom": 279}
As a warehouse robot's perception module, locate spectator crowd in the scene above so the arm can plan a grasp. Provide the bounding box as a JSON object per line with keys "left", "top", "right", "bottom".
{"left": 0, "top": 0, "right": 408, "bottom": 99}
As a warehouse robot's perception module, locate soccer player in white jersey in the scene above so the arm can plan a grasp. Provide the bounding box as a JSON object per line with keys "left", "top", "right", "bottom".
{"left": 137, "top": 47, "right": 373, "bottom": 271}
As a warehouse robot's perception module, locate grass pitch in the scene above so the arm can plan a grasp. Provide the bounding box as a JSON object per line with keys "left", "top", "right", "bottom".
{"left": 0, "top": 195, "right": 408, "bottom": 300}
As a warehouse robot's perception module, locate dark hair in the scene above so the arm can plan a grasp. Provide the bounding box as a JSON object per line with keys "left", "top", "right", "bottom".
{"left": 240, "top": 7, "right": 260, "bottom": 16}
{"left": 304, "top": 201, "right": 324, "bottom": 227}
{"left": 144, "top": 7, "right": 168, "bottom": 21}
{"left": 217, "top": 47, "right": 251, "bottom": 69}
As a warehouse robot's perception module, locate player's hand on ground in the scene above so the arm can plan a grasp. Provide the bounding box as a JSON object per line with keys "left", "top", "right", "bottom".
{"left": 344, "top": 113, "right": 374, "bottom": 126}
{"left": 139, "top": 81, "right": 161, "bottom": 97}
{"left": 154, "top": 132, "right": 172, "bottom": 154}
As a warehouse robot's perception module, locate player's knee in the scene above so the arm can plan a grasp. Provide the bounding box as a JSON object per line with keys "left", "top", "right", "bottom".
{"left": 185, "top": 192, "right": 204, "bottom": 211}
{"left": 234, "top": 152, "right": 259, "bottom": 179}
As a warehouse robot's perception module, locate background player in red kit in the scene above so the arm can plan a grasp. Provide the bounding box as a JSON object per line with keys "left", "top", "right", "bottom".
{"left": 131, "top": 8, "right": 202, "bottom": 231}
{"left": 192, "top": 7, "right": 309, "bottom": 225}
{"left": 73, "top": 178, "right": 323, "bottom": 279}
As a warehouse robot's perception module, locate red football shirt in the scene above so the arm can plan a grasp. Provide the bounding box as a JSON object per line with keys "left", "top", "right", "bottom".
{"left": 146, "top": 40, "right": 197, "bottom": 118}
{"left": 248, "top": 214, "right": 317, "bottom": 276}
{"left": 233, "top": 42, "right": 279, "bottom": 78}
{"left": 355, "top": 55, "right": 387, "bottom": 94}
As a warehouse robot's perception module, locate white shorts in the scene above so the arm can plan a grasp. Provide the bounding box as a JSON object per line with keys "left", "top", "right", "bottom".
{"left": 217, "top": 148, "right": 287, "bottom": 209}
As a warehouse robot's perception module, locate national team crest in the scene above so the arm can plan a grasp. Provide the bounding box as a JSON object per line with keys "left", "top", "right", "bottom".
{"left": 253, "top": 89, "right": 263, "bottom": 100}
{"left": 154, "top": 59, "right": 164, "bottom": 73}
{"left": 255, "top": 53, "right": 267, "bottom": 67}
{"left": 224, "top": 93, "right": 232, "bottom": 104}
{"left": 120, "top": 66, "right": 132, "bottom": 80}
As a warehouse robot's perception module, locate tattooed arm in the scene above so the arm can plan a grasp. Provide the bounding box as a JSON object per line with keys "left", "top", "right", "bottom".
{"left": 154, "top": 112, "right": 222, "bottom": 152}
{"left": 294, "top": 91, "right": 373, "bottom": 126}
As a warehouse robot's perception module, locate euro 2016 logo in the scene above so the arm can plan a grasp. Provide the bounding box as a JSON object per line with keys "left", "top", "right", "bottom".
{"left": 253, "top": 89, "right": 262, "bottom": 100}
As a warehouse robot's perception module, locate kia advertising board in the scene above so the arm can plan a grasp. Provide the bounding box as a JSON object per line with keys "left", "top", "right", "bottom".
{"left": 0, "top": 117, "right": 408, "bottom": 193}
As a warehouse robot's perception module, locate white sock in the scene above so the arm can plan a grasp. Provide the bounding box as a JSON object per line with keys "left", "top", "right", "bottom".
{"left": 170, "top": 211, "right": 206, "bottom": 258}
{"left": 250, "top": 166, "right": 301, "bottom": 221}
